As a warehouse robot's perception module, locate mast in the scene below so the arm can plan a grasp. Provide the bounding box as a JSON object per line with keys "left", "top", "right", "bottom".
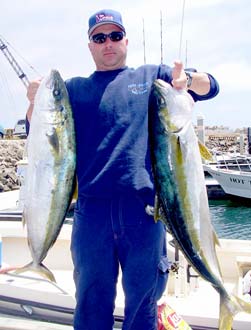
{"left": 0, "top": 37, "right": 29, "bottom": 89}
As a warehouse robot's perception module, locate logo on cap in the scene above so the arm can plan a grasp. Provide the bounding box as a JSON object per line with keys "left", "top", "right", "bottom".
{"left": 96, "top": 14, "right": 114, "bottom": 23}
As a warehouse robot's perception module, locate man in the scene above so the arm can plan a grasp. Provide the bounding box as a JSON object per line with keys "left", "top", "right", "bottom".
{"left": 26, "top": 9, "right": 219, "bottom": 330}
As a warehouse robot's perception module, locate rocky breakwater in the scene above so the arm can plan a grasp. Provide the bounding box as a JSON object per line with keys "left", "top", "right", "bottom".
{"left": 0, "top": 140, "right": 26, "bottom": 192}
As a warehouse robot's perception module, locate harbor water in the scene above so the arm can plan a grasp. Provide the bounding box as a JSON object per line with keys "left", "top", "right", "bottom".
{"left": 209, "top": 198, "right": 251, "bottom": 240}
{"left": 67, "top": 198, "right": 251, "bottom": 241}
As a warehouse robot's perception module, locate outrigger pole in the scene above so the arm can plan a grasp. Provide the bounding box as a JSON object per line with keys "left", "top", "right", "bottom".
{"left": 0, "top": 36, "right": 29, "bottom": 89}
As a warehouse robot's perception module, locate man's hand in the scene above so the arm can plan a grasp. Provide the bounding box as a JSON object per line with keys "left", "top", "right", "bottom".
{"left": 26, "top": 79, "right": 41, "bottom": 122}
{"left": 27, "top": 79, "right": 41, "bottom": 104}
{"left": 171, "top": 60, "right": 187, "bottom": 90}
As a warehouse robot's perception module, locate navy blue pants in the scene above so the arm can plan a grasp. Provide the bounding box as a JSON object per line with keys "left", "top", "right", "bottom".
{"left": 71, "top": 194, "right": 168, "bottom": 330}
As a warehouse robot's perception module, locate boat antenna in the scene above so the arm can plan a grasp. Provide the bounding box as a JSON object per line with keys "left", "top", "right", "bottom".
{"left": 142, "top": 18, "right": 146, "bottom": 64}
{"left": 160, "top": 10, "right": 163, "bottom": 64}
{"left": 178, "top": 0, "right": 186, "bottom": 60}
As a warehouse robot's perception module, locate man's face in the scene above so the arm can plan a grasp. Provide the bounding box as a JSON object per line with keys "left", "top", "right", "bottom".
{"left": 88, "top": 24, "right": 128, "bottom": 71}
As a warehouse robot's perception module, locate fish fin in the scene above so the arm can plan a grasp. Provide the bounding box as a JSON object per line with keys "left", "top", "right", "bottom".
{"left": 234, "top": 294, "right": 251, "bottom": 314}
{"left": 47, "top": 128, "right": 59, "bottom": 154}
{"left": 154, "top": 195, "right": 166, "bottom": 223}
{"left": 219, "top": 294, "right": 251, "bottom": 330}
{"left": 63, "top": 174, "right": 77, "bottom": 214}
{"left": 213, "top": 229, "right": 221, "bottom": 247}
{"left": 154, "top": 195, "right": 172, "bottom": 233}
{"left": 198, "top": 140, "right": 213, "bottom": 161}
{"left": 72, "top": 176, "right": 78, "bottom": 201}
{"left": 14, "top": 262, "right": 56, "bottom": 282}
{"left": 154, "top": 195, "right": 161, "bottom": 222}
{"left": 38, "top": 263, "right": 56, "bottom": 282}
{"left": 219, "top": 300, "right": 234, "bottom": 330}
{"left": 21, "top": 212, "right": 26, "bottom": 228}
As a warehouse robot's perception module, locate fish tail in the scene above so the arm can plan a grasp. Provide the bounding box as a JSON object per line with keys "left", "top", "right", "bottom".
{"left": 14, "top": 261, "right": 56, "bottom": 282}
{"left": 219, "top": 294, "right": 251, "bottom": 330}
{"left": 219, "top": 297, "right": 234, "bottom": 330}
{"left": 234, "top": 294, "right": 251, "bottom": 313}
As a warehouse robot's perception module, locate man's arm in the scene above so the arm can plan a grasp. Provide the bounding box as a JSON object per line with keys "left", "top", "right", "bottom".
{"left": 171, "top": 60, "right": 219, "bottom": 99}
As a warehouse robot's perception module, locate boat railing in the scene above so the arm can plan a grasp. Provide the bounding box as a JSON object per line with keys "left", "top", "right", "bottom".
{"left": 216, "top": 154, "right": 251, "bottom": 173}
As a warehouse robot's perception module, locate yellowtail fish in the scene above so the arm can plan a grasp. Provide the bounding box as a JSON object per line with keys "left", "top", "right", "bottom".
{"left": 18, "top": 69, "right": 76, "bottom": 282}
{"left": 148, "top": 79, "right": 251, "bottom": 330}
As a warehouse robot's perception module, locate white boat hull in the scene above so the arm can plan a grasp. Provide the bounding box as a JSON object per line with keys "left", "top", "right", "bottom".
{"left": 205, "top": 165, "right": 251, "bottom": 199}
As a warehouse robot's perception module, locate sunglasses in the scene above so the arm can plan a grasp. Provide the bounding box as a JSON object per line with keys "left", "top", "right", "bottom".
{"left": 90, "top": 31, "right": 125, "bottom": 44}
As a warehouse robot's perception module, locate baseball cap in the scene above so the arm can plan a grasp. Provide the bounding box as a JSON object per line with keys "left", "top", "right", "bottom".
{"left": 88, "top": 9, "right": 126, "bottom": 37}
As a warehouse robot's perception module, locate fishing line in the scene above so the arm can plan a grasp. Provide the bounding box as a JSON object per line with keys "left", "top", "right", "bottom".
{"left": 0, "top": 57, "right": 18, "bottom": 115}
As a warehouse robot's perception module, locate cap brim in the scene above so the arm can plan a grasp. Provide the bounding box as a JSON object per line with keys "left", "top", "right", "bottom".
{"left": 88, "top": 22, "right": 125, "bottom": 37}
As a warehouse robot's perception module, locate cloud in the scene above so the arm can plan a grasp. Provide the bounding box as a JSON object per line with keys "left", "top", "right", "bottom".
{"left": 214, "top": 62, "right": 251, "bottom": 92}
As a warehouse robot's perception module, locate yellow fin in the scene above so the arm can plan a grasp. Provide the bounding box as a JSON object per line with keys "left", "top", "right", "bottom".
{"left": 154, "top": 195, "right": 162, "bottom": 222}
{"left": 47, "top": 128, "right": 59, "bottom": 154}
{"left": 213, "top": 228, "right": 221, "bottom": 247}
{"left": 15, "top": 262, "right": 56, "bottom": 282}
{"left": 72, "top": 179, "right": 78, "bottom": 201}
{"left": 235, "top": 295, "right": 251, "bottom": 314}
{"left": 219, "top": 294, "right": 251, "bottom": 330}
{"left": 198, "top": 140, "right": 213, "bottom": 161}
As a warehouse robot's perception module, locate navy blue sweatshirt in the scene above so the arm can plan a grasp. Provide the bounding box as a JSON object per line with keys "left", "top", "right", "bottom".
{"left": 65, "top": 64, "right": 219, "bottom": 204}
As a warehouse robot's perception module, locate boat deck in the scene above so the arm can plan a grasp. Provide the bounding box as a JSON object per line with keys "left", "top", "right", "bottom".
{"left": 0, "top": 190, "right": 251, "bottom": 329}
{"left": 0, "top": 313, "right": 73, "bottom": 330}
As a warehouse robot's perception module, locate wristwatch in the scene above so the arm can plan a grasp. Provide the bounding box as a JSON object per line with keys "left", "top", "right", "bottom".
{"left": 185, "top": 71, "right": 193, "bottom": 88}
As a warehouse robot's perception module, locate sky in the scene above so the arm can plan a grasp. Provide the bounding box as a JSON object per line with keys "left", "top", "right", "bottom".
{"left": 1, "top": 0, "right": 251, "bottom": 130}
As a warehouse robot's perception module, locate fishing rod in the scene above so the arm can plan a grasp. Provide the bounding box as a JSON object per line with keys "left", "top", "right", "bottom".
{"left": 178, "top": 0, "right": 186, "bottom": 60}
{"left": 160, "top": 10, "right": 163, "bottom": 64}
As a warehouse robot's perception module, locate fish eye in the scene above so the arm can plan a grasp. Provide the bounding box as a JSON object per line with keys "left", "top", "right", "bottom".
{"left": 53, "top": 89, "right": 62, "bottom": 100}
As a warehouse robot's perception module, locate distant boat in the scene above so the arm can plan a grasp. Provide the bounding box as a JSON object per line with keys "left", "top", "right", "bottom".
{"left": 204, "top": 154, "right": 251, "bottom": 199}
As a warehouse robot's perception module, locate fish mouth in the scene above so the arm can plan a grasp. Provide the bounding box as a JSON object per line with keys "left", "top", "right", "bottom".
{"left": 44, "top": 70, "right": 65, "bottom": 98}
{"left": 154, "top": 79, "right": 171, "bottom": 92}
